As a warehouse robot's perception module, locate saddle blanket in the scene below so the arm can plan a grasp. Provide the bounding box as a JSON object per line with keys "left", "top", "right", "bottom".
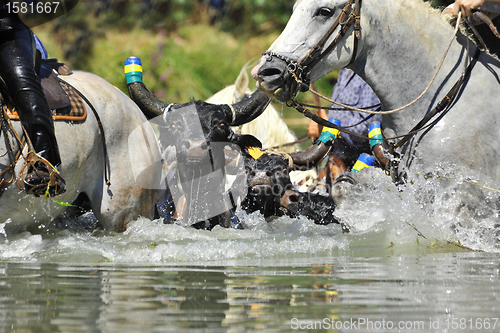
{"left": 4, "top": 80, "right": 87, "bottom": 122}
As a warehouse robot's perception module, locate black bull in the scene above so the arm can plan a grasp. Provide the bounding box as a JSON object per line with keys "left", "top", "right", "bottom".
{"left": 240, "top": 152, "right": 341, "bottom": 227}
{"left": 127, "top": 77, "right": 342, "bottom": 230}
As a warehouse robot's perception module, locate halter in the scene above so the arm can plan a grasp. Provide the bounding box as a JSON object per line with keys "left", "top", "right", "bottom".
{"left": 262, "top": 0, "right": 361, "bottom": 98}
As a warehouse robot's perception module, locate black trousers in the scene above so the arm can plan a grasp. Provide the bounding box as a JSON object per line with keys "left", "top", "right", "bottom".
{"left": 0, "top": 19, "right": 60, "bottom": 166}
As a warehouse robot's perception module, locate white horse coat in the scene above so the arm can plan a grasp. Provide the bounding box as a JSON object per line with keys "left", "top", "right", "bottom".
{"left": 0, "top": 71, "right": 161, "bottom": 234}
{"left": 253, "top": 0, "right": 500, "bottom": 188}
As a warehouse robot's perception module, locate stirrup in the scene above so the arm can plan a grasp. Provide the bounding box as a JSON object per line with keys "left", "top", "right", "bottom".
{"left": 17, "top": 151, "right": 66, "bottom": 197}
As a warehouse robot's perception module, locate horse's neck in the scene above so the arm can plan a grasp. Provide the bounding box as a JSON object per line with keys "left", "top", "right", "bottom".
{"left": 352, "top": 0, "right": 473, "bottom": 134}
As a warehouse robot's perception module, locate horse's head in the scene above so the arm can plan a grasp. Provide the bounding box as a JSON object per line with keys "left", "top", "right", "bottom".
{"left": 252, "top": 0, "right": 361, "bottom": 102}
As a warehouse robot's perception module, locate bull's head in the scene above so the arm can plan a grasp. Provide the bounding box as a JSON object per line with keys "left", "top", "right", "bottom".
{"left": 125, "top": 57, "right": 270, "bottom": 228}
{"left": 242, "top": 153, "right": 293, "bottom": 218}
{"left": 157, "top": 100, "right": 263, "bottom": 184}
{"left": 242, "top": 135, "right": 335, "bottom": 219}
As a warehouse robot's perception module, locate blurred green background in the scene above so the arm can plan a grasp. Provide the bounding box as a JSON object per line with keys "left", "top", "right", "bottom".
{"left": 32, "top": 0, "right": 455, "bottom": 146}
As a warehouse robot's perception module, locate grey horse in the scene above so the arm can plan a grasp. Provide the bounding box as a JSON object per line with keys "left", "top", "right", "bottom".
{"left": 252, "top": 0, "right": 500, "bottom": 225}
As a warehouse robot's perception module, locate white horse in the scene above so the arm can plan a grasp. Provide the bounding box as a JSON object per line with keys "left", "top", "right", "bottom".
{"left": 0, "top": 71, "right": 162, "bottom": 234}
{"left": 207, "top": 68, "right": 300, "bottom": 153}
{"left": 252, "top": 0, "right": 500, "bottom": 191}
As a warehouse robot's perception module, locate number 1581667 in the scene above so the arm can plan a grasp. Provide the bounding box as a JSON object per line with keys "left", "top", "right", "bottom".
{"left": 5, "top": 2, "right": 60, "bottom": 14}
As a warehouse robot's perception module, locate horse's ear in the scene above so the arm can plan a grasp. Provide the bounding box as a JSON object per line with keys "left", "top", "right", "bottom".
{"left": 233, "top": 69, "right": 249, "bottom": 102}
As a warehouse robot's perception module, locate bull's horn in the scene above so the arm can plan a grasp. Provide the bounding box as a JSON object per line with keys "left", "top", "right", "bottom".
{"left": 125, "top": 56, "right": 170, "bottom": 120}
{"left": 368, "top": 122, "right": 389, "bottom": 168}
{"left": 228, "top": 90, "right": 271, "bottom": 126}
{"left": 289, "top": 140, "right": 333, "bottom": 168}
{"left": 289, "top": 119, "right": 341, "bottom": 168}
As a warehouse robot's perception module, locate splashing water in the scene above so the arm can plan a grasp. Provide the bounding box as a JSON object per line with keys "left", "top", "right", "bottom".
{"left": 2, "top": 161, "right": 500, "bottom": 264}
{"left": 2, "top": 163, "right": 499, "bottom": 333}
{"left": 0, "top": 219, "right": 10, "bottom": 244}
{"left": 1, "top": 172, "right": 498, "bottom": 264}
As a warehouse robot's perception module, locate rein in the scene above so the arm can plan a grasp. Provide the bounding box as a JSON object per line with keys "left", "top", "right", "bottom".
{"left": 288, "top": 44, "right": 480, "bottom": 175}
{"left": 297, "top": 10, "right": 465, "bottom": 117}
{"left": 58, "top": 78, "right": 112, "bottom": 186}
{"left": 287, "top": 9, "right": 477, "bottom": 142}
{"left": 0, "top": 98, "right": 27, "bottom": 196}
{"left": 291, "top": 43, "right": 481, "bottom": 147}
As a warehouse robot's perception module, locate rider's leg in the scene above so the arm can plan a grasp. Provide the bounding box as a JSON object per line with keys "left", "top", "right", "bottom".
{"left": 0, "top": 20, "right": 64, "bottom": 195}
{"left": 0, "top": 21, "right": 65, "bottom": 196}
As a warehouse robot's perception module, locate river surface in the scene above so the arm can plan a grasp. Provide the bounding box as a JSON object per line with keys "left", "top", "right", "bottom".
{"left": 1, "top": 172, "right": 500, "bottom": 332}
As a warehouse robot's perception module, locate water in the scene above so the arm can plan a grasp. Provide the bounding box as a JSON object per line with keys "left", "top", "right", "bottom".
{"left": 2, "top": 171, "right": 500, "bottom": 332}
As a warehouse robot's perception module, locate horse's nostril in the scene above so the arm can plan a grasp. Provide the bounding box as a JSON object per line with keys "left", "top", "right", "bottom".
{"left": 182, "top": 141, "right": 190, "bottom": 150}
{"left": 260, "top": 67, "right": 283, "bottom": 77}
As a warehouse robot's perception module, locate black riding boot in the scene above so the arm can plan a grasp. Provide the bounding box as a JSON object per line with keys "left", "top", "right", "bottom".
{"left": 31, "top": 126, "right": 61, "bottom": 165}
{"left": 22, "top": 125, "right": 66, "bottom": 197}
{"left": 10, "top": 67, "right": 65, "bottom": 197}
{"left": 0, "top": 19, "right": 64, "bottom": 196}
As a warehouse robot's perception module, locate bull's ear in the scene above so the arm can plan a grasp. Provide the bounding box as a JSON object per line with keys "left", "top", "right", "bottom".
{"left": 230, "top": 133, "right": 262, "bottom": 149}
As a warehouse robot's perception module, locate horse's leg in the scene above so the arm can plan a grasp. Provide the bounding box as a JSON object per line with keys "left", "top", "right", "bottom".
{"left": 60, "top": 72, "right": 162, "bottom": 232}
{"left": 89, "top": 181, "right": 158, "bottom": 232}
{"left": 91, "top": 138, "right": 161, "bottom": 231}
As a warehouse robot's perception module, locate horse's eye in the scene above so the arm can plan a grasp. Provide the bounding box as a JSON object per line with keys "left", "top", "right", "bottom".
{"left": 316, "top": 7, "right": 334, "bottom": 18}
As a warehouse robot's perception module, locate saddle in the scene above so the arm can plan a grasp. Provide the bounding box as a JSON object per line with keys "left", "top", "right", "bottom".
{"left": 4, "top": 59, "right": 87, "bottom": 121}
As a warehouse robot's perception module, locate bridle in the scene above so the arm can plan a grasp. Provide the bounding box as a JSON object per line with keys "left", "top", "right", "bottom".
{"left": 262, "top": 0, "right": 361, "bottom": 98}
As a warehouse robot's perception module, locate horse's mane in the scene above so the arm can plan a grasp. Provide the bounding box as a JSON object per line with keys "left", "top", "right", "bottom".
{"left": 392, "top": 0, "right": 446, "bottom": 27}
{"left": 294, "top": 0, "right": 442, "bottom": 17}
{"left": 400, "top": 0, "right": 442, "bottom": 16}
